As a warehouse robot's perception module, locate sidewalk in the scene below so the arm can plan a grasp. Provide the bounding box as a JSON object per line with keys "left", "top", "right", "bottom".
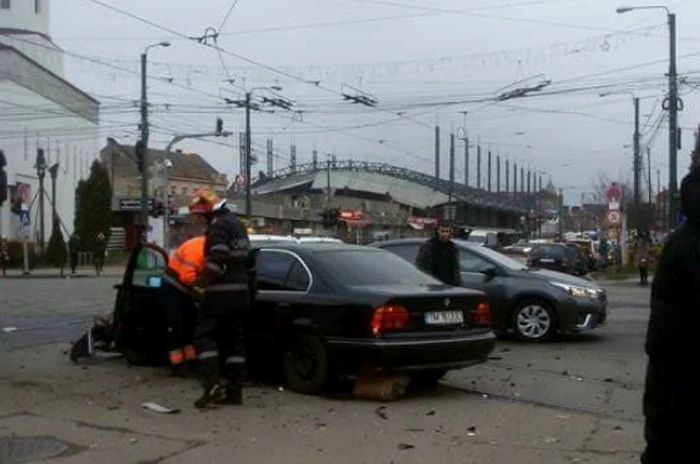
{"left": 0, "top": 342, "right": 643, "bottom": 463}
{"left": 1, "top": 265, "right": 124, "bottom": 279}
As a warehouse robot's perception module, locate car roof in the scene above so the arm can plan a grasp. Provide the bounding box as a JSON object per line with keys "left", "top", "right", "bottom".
{"left": 255, "top": 241, "right": 380, "bottom": 254}
{"left": 370, "top": 237, "right": 479, "bottom": 248}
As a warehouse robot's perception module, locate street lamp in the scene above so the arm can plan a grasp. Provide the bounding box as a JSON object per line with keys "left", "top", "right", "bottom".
{"left": 599, "top": 90, "right": 642, "bottom": 231}
{"left": 616, "top": 5, "right": 679, "bottom": 230}
{"left": 138, "top": 41, "right": 170, "bottom": 237}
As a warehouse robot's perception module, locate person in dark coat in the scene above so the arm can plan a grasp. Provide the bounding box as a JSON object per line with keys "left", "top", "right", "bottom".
{"left": 68, "top": 233, "right": 80, "bottom": 274}
{"left": 415, "top": 222, "right": 461, "bottom": 286}
{"left": 641, "top": 167, "right": 700, "bottom": 463}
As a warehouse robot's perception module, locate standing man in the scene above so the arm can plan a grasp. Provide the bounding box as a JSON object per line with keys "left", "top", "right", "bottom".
{"left": 93, "top": 232, "right": 107, "bottom": 276}
{"left": 635, "top": 233, "right": 651, "bottom": 286}
{"left": 415, "top": 222, "right": 461, "bottom": 286}
{"left": 1, "top": 236, "right": 9, "bottom": 277}
{"left": 188, "top": 189, "right": 256, "bottom": 408}
{"left": 68, "top": 232, "right": 80, "bottom": 274}
{"left": 641, "top": 167, "right": 700, "bottom": 463}
{"left": 159, "top": 234, "right": 206, "bottom": 377}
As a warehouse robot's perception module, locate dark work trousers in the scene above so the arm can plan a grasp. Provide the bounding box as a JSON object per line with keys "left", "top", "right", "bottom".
{"left": 194, "top": 290, "right": 249, "bottom": 385}
{"left": 639, "top": 264, "right": 649, "bottom": 285}
{"left": 158, "top": 281, "right": 197, "bottom": 352}
{"left": 69, "top": 252, "right": 78, "bottom": 274}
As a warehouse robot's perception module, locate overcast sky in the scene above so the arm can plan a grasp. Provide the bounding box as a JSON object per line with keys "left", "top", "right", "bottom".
{"left": 51, "top": 0, "right": 700, "bottom": 204}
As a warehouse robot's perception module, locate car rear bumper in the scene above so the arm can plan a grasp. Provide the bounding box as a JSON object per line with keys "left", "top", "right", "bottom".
{"left": 557, "top": 297, "right": 607, "bottom": 333}
{"left": 326, "top": 331, "right": 496, "bottom": 373}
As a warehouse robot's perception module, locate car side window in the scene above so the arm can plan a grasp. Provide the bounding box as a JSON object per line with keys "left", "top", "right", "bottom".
{"left": 132, "top": 247, "right": 167, "bottom": 288}
{"left": 384, "top": 244, "right": 420, "bottom": 263}
{"left": 286, "top": 260, "right": 311, "bottom": 291}
{"left": 257, "top": 251, "right": 311, "bottom": 292}
{"left": 459, "top": 249, "right": 491, "bottom": 273}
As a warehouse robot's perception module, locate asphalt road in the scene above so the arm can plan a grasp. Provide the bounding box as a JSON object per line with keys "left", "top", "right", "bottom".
{"left": 0, "top": 275, "right": 651, "bottom": 422}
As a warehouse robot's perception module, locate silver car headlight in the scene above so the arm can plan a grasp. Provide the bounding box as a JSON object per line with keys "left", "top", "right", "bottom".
{"left": 550, "top": 281, "right": 599, "bottom": 299}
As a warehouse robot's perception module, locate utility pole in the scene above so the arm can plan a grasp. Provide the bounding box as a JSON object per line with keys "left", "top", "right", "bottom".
{"left": 266, "top": 139, "right": 273, "bottom": 177}
{"left": 668, "top": 12, "right": 679, "bottom": 229}
{"left": 647, "top": 146, "right": 653, "bottom": 212}
{"left": 326, "top": 155, "right": 332, "bottom": 205}
{"left": 35, "top": 148, "right": 47, "bottom": 255}
{"left": 139, "top": 42, "right": 170, "bottom": 239}
{"left": 434, "top": 125, "right": 440, "bottom": 189}
{"left": 496, "top": 155, "right": 501, "bottom": 193}
{"left": 449, "top": 133, "right": 455, "bottom": 205}
{"left": 513, "top": 162, "right": 518, "bottom": 193}
{"left": 633, "top": 97, "right": 642, "bottom": 231}
{"left": 476, "top": 145, "right": 482, "bottom": 189}
{"left": 505, "top": 159, "right": 510, "bottom": 193}
{"left": 464, "top": 137, "right": 469, "bottom": 187}
{"left": 487, "top": 150, "right": 492, "bottom": 192}
{"left": 225, "top": 85, "right": 287, "bottom": 218}
{"left": 520, "top": 166, "right": 525, "bottom": 193}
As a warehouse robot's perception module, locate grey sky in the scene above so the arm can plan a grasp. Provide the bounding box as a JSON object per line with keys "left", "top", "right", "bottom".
{"left": 52, "top": 0, "right": 700, "bottom": 204}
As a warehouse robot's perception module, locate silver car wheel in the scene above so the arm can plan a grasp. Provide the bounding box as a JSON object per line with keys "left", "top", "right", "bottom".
{"left": 516, "top": 304, "right": 552, "bottom": 340}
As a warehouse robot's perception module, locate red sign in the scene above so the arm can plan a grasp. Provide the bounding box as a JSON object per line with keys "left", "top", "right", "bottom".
{"left": 606, "top": 183, "right": 623, "bottom": 204}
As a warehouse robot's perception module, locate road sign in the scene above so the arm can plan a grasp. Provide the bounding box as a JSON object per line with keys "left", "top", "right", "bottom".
{"left": 19, "top": 210, "right": 30, "bottom": 227}
{"left": 606, "top": 209, "right": 622, "bottom": 226}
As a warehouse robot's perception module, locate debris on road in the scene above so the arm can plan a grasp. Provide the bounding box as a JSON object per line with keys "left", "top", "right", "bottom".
{"left": 353, "top": 374, "right": 410, "bottom": 402}
{"left": 374, "top": 406, "right": 388, "bottom": 420}
{"left": 397, "top": 443, "right": 415, "bottom": 450}
{"left": 426, "top": 410, "right": 435, "bottom": 416}
{"left": 142, "top": 402, "right": 181, "bottom": 414}
{"left": 467, "top": 426, "right": 477, "bottom": 436}
{"left": 2, "top": 326, "right": 18, "bottom": 333}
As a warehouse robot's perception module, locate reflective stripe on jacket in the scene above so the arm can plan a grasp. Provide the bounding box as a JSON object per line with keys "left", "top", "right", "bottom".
{"left": 166, "top": 236, "right": 206, "bottom": 287}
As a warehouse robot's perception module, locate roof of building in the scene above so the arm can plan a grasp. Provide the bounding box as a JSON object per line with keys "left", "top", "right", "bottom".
{"left": 101, "top": 138, "right": 227, "bottom": 184}
{"left": 253, "top": 169, "right": 452, "bottom": 209}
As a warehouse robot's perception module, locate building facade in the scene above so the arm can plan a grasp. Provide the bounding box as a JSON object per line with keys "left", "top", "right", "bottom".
{"left": 99, "top": 137, "right": 228, "bottom": 249}
{"left": 0, "top": 0, "right": 99, "bottom": 242}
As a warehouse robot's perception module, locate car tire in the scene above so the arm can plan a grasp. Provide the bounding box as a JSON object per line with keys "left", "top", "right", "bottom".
{"left": 411, "top": 369, "right": 447, "bottom": 387}
{"left": 512, "top": 299, "right": 556, "bottom": 342}
{"left": 282, "top": 332, "right": 331, "bottom": 395}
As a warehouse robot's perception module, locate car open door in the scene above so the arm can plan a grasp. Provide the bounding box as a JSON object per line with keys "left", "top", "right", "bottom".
{"left": 113, "top": 242, "right": 169, "bottom": 366}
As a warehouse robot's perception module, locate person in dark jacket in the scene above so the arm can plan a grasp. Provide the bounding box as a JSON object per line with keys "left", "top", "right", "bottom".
{"left": 188, "top": 189, "right": 256, "bottom": 408}
{"left": 68, "top": 233, "right": 80, "bottom": 274}
{"left": 415, "top": 223, "right": 461, "bottom": 286}
{"left": 641, "top": 167, "right": 700, "bottom": 463}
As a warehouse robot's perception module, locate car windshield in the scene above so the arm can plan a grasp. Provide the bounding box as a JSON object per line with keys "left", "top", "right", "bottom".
{"left": 531, "top": 245, "right": 567, "bottom": 259}
{"left": 314, "top": 249, "right": 442, "bottom": 286}
{"left": 455, "top": 241, "right": 526, "bottom": 270}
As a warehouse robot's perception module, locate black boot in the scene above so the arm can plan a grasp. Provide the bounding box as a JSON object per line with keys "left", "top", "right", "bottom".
{"left": 194, "top": 357, "right": 220, "bottom": 409}
{"left": 212, "top": 379, "right": 243, "bottom": 405}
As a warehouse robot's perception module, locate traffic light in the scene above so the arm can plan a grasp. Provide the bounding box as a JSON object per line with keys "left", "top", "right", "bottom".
{"left": 216, "top": 117, "right": 223, "bottom": 135}
{"left": 135, "top": 140, "right": 145, "bottom": 174}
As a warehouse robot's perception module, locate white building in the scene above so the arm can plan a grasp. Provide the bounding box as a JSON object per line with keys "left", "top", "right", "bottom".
{"left": 0, "top": 0, "right": 99, "bottom": 243}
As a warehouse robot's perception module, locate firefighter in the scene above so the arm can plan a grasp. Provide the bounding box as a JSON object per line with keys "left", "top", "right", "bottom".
{"left": 188, "top": 189, "right": 256, "bottom": 408}
{"left": 159, "top": 234, "right": 206, "bottom": 377}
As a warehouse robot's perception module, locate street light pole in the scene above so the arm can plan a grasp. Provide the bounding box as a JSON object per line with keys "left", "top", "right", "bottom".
{"left": 161, "top": 128, "right": 232, "bottom": 249}
{"left": 245, "top": 91, "right": 252, "bottom": 218}
{"left": 616, "top": 5, "right": 679, "bottom": 229}
{"left": 633, "top": 96, "right": 641, "bottom": 231}
{"left": 139, "top": 41, "right": 170, "bottom": 239}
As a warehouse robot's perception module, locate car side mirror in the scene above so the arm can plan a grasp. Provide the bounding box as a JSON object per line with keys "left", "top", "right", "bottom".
{"left": 481, "top": 266, "right": 499, "bottom": 278}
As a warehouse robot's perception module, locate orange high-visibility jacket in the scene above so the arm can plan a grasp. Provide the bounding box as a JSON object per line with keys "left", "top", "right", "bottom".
{"left": 167, "top": 236, "right": 206, "bottom": 287}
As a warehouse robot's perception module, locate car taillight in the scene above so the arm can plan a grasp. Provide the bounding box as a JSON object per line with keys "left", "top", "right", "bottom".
{"left": 468, "top": 301, "right": 491, "bottom": 327}
{"left": 371, "top": 304, "right": 410, "bottom": 335}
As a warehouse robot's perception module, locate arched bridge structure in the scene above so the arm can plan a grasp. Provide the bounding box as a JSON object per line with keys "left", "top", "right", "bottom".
{"left": 252, "top": 159, "right": 537, "bottom": 229}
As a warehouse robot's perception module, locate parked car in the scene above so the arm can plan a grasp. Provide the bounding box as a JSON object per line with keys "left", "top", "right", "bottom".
{"left": 370, "top": 238, "right": 607, "bottom": 342}
{"left": 527, "top": 243, "right": 582, "bottom": 276}
{"left": 92, "top": 241, "right": 496, "bottom": 395}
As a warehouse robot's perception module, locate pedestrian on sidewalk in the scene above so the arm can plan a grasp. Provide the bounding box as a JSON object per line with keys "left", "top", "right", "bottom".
{"left": 415, "top": 222, "right": 461, "bottom": 286}
{"left": 68, "top": 232, "right": 80, "bottom": 274}
{"left": 641, "top": 167, "right": 700, "bottom": 464}
{"left": 635, "top": 233, "right": 651, "bottom": 286}
{"left": 1, "top": 235, "right": 8, "bottom": 277}
{"left": 93, "top": 232, "right": 106, "bottom": 276}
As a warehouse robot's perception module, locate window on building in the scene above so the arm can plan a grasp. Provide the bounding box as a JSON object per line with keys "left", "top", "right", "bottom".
{"left": 35, "top": 0, "right": 40, "bottom": 13}
{"left": 181, "top": 186, "right": 188, "bottom": 195}
{"left": 1, "top": 0, "right": 10, "bottom": 10}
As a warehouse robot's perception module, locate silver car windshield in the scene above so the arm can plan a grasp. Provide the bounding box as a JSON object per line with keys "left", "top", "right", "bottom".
{"left": 454, "top": 240, "right": 525, "bottom": 270}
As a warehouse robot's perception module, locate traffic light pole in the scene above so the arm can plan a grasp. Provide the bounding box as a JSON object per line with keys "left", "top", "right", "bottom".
{"left": 161, "top": 127, "right": 231, "bottom": 249}
{"left": 139, "top": 52, "right": 149, "bottom": 236}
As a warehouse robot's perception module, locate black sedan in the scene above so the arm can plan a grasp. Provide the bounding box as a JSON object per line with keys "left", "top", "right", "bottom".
{"left": 98, "top": 241, "right": 495, "bottom": 395}
{"left": 370, "top": 238, "right": 608, "bottom": 342}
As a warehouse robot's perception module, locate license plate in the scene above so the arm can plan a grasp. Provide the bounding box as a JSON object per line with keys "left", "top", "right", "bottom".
{"left": 540, "top": 258, "right": 555, "bottom": 263}
{"left": 424, "top": 311, "right": 464, "bottom": 325}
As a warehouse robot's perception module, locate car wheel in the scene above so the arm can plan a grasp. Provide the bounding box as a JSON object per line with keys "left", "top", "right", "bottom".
{"left": 512, "top": 300, "right": 556, "bottom": 342}
{"left": 411, "top": 369, "right": 447, "bottom": 387}
{"left": 282, "top": 332, "right": 330, "bottom": 395}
